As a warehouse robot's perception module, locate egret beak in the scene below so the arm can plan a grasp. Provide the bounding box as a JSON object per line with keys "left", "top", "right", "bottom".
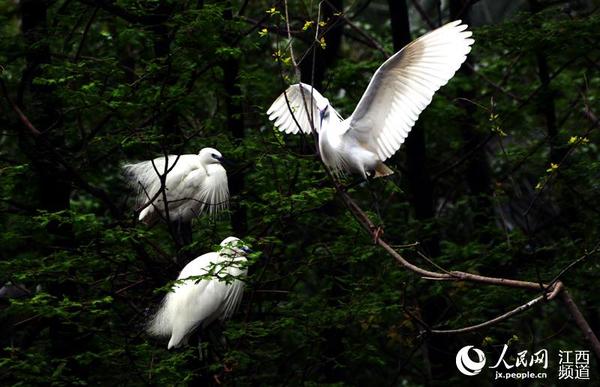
{"left": 319, "top": 108, "right": 327, "bottom": 127}
{"left": 214, "top": 155, "right": 234, "bottom": 166}
{"left": 241, "top": 246, "right": 253, "bottom": 254}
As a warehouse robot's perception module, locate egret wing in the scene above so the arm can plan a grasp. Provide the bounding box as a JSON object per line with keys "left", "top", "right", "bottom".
{"left": 123, "top": 155, "right": 192, "bottom": 206}
{"left": 220, "top": 263, "right": 247, "bottom": 320}
{"left": 179, "top": 165, "right": 229, "bottom": 216}
{"left": 267, "top": 83, "right": 330, "bottom": 134}
{"left": 147, "top": 252, "right": 215, "bottom": 341}
{"left": 220, "top": 280, "right": 245, "bottom": 320}
{"left": 347, "top": 21, "right": 474, "bottom": 160}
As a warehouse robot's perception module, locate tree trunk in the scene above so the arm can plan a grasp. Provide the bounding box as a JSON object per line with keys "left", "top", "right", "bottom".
{"left": 19, "top": 1, "right": 72, "bottom": 244}
{"left": 528, "top": 0, "right": 565, "bottom": 164}
{"left": 222, "top": 3, "right": 247, "bottom": 237}
{"left": 151, "top": 1, "right": 182, "bottom": 147}
{"left": 449, "top": 0, "right": 493, "bottom": 237}
{"left": 19, "top": 0, "right": 81, "bottom": 378}
{"left": 388, "top": 0, "right": 438, "bottom": 255}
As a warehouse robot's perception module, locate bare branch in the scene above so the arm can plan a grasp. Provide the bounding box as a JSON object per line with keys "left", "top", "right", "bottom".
{"left": 430, "top": 295, "right": 546, "bottom": 335}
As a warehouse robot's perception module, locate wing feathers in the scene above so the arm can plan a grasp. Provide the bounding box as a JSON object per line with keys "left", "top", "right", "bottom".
{"left": 267, "top": 83, "right": 327, "bottom": 134}
{"left": 347, "top": 21, "right": 474, "bottom": 160}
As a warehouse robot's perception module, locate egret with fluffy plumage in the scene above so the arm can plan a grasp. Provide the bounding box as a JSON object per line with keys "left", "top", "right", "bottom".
{"left": 147, "top": 236, "right": 250, "bottom": 349}
{"left": 267, "top": 21, "right": 474, "bottom": 179}
{"left": 123, "top": 147, "right": 229, "bottom": 243}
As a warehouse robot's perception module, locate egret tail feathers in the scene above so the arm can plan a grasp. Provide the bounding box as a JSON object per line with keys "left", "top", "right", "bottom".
{"left": 374, "top": 162, "right": 394, "bottom": 178}
{"left": 147, "top": 294, "right": 175, "bottom": 338}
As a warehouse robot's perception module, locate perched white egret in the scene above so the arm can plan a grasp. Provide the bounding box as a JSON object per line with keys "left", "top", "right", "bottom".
{"left": 147, "top": 236, "right": 250, "bottom": 349}
{"left": 267, "top": 21, "right": 474, "bottom": 179}
{"left": 123, "top": 148, "right": 229, "bottom": 243}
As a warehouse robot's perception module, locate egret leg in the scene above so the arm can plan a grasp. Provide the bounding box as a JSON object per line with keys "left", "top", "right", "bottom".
{"left": 187, "top": 329, "right": 213, "bottom": 387}
{"left": 190, "top": 328, "right": 206, "bottom": 362}
{"left": 197, "top": 336, "right": 204, "bottom": 362}
{"left": 216, "top": 321, "right": 228, "bottom": 354}
{"left": 206, "top": 323, "right": 225, "bottom": 356}
{"left": 207, "top": 322, "right": 235, "bottom": 379}
{"left": 341, "top": 177, "right": 368, "bottom": 192}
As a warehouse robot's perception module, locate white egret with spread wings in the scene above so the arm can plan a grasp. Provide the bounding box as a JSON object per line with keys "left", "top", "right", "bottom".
{"left": 267, "top": 21, "right": 474, "bottom": 179}
{"left": 123, "top": 147, "right": 229, "bottom": 244}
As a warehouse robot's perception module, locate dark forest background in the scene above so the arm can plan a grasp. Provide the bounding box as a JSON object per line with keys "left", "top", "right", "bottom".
{"left": 1, "top": 0, "right": 599, "bottom": 385}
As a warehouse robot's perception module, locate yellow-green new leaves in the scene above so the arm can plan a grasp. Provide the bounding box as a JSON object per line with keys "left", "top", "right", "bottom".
{"left": 302, "top": 20, "right": 314, "bottom": 31}
{"left": 302, "top": 20, "right": 326, "bottom": 31}
{"left": 535, "top": 163, "right": 559, "bottom": 190}
{"left": 318, "top": 37, "right": 327, "bottom": 49}
{"left": 546, "top": 163, "right": 559, "bottom": 173}
{"left": 489, "top": 112, "right": 506, "bottom": 136}
{"left": 266, "top": 7, "right": 279, "bottom": 16}
{"left": 569, "top": 135, "right": 589, "bottom": 145}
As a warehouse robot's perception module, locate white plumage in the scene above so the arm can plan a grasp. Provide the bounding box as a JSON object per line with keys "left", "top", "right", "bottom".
{"left": 267, "top": 21, "right": 474, "bottom": 178}
{"left": 123, "top": 147, "right": 229, "bottom": 224}
{"left": 147, "top": 236, "right": 250, "bottom": 349}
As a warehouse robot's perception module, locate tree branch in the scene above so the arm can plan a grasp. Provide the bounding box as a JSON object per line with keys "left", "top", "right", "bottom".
{"left": 560, "top": 290, "right": 600, "bottom": 358}
{"left": 429, "top": 294, "right": 546, "bottom": 335}
{"left": 336, "top": 187, "right": 600, "bottom": 360}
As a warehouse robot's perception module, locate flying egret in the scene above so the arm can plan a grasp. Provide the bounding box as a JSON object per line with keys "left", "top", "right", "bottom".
{"left": 147, "top": 236, "right": 251, "bottom": 349}
{"left": 123, "top": 147, "right": 229, "bottom": 244}
{"left": 267, "top": 20, "right": 474, "bottom": 179}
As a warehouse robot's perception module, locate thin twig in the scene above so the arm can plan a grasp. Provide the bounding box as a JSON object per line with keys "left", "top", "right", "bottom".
{"left": 547, "top": 243, "right": 600, "bottom": 289}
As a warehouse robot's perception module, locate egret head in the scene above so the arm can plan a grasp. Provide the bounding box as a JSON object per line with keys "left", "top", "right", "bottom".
{"left": 199, "top": 147, "right": 224, "bottom": 165}
{"left": 317, "top": 97, "right": 330, "bottom": 111}
{"left": 220, "top": 236, "right": 252, "bottom": 257}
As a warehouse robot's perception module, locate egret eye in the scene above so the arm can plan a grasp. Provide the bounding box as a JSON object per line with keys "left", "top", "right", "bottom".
{"left": 320, "top": 108, "right": 329, "bottom": 126}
